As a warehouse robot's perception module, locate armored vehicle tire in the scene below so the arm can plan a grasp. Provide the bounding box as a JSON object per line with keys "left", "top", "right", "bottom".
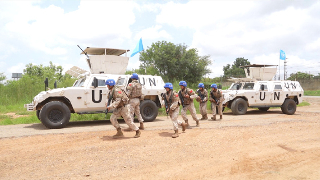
{"left": 39, "top": 101, "right": 71, "bottom": 129}
{"left": 140, "top": 100, "right": 158, "bottom": 122}
{"left": 258, "top": 107, "right": 270, "bottom": 111}
{"left": 231, "top": 98, "right": 247, "bottom": 115}
{"left": 281, "top": 99, "right": 296, "bottom": 115}
{"left": 36, "top": 110, "right": 41, "bottom": 121}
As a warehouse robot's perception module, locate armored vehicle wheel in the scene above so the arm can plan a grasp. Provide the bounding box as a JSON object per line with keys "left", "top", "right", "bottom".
{"left": 39, "top": 101, "right": 70, "bottom": 129}
{"left": 258, "top": 107, "right": 270, "bottom": 111}
{"left": 281, "top": 99, "right": 296, "bottom": 115}
{"left": 36, "top": 110, "right": 41, "bottom": 121}
{"left": 231, "top": 98, "right": 247, "bottom": 115}
{"left": 140, "top": 100, "right": 158, "bottom": 122}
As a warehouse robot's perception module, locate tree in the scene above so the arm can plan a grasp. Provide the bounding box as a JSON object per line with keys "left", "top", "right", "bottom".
{"left": 24, "top": 61, "right": 63, "bottom": 81}
{"left": 138, "top": 41, "right": 211, "bottom": 84}
{"left": 0, "top": 72, "right": 5, "bottom": 85}
{"left": 287, "top": 72, "right": 314, "bottom": 80}
{"left": 223, "top": 57, "right": 250, "bottom": 78}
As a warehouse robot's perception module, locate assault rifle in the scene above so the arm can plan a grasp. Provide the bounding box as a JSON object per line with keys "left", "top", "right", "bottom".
{"left": 161, "top": 93, "right": 170, "bottom": 118}
{"left": 210, "top": 91, "right": 220, "bottom": 105}
{"left": 178, "top": 91, "right": 185, "bottom": 108}
{"left": 105, "top": 88, "right": 114, "bottom": 116}
{"left": 197, "top": 89, "right": 205, "bottom": 102}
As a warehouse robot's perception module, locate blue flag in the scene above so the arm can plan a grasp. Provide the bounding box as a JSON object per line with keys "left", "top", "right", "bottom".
{"left": 130, "top": 38, "right": 144, "bottom": 57}
{"left": 280, "top": 50, "right": 286, "bottom": 60}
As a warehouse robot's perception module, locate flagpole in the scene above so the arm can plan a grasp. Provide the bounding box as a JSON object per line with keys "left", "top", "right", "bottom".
{"left": 279, "top": 58, "right": 280, "bottom": 81}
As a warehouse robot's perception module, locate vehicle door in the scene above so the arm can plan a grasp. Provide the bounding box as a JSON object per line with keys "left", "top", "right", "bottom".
{"left": 255, "top": 82, "right": 271, "bottom": 106}
{"left": 86, "top": 77, "right": 108, "bottom": 112}
{"left": 271, "top": 82, "right": 284, "bottom": 106}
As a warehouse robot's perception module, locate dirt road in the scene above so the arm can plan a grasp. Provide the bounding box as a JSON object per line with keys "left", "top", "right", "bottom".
{"left": 0, "top": 96, "right": 319, "bottom": 180}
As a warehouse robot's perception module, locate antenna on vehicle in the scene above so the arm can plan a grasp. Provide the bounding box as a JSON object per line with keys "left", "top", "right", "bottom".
{"left": 77, "top": 45, "right": 90, "bottom": 60}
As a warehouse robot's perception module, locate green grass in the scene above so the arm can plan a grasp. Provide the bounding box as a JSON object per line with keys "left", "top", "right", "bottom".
{"left": 304, "top": 90, "right": 320, "bottom": 96}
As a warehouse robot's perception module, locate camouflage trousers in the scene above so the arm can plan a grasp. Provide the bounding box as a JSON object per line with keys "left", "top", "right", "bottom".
{"left": 181, "top": 102, "right": 199, "bottom": 121}
{"left": 211, "top": 101, "right": 223, "bottom": 116}
{"left": 199, "top": 102, "right": 207, "bottom": 116}
{"left": 169, "top": 107, "right": 183, "bottom": 130}
{"left": 129, "top": 98, "right": 143, "bottom": 123}
{"left": 110, "top": 106, "right": 139, "bottom": 131}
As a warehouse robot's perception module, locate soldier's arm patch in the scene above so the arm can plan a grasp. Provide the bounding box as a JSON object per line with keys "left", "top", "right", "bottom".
{"left": 118, "top": 91, "right": 122, "bottom": 94}
{"left": 129, "top": 83, "right": 132, "bottom": 86}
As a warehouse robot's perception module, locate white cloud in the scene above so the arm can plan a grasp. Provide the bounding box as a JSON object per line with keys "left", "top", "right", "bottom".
{"left": 1, "top": 1, "right": 138, "bottom": 55}
{"left": 7, "top": 63, "right": 25, "bottom": 74}
{"left": 134, "top": 25, "right": 172, "bottom": 40}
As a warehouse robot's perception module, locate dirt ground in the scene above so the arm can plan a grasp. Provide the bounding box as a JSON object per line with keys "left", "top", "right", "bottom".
{"left": 0, "top": 96, "right": 319, "bottom": 180}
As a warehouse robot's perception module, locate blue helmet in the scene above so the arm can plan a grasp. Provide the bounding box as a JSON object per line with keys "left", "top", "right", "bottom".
{"left": 211, "top": 84, "right": 217, "bottom": 89}
{"left": 179, "top": 81, "right": 187, "bottom": 87}
{"left": 131, "top": 73, "right": 139, "bottom": 80}
{"left": 164, "top": 83, "right": 173, "bottom": 90}
{"left": 198, "top": 83, "right": 204, "bottom": 88}
{"left": 105, "top": 79, "right": 116, "bottom": 86}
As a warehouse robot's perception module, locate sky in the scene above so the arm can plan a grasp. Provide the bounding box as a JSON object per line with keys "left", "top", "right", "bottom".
{"left": 0, "top": 0, "right": 320, "bottom": 82}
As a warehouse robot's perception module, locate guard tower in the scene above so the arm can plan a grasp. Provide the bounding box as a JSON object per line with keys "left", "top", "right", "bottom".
{"left": 80, "top": 47, "right": 130, "bottom": 75}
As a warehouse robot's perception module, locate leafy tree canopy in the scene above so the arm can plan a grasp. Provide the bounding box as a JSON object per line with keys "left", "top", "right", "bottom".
{"left": 137, "top": 41, "right": 211, "bottom": 84}
{"left": 223, "top": 57, "right": 250, "bottom": 78}
{"left": 287, "top": 72, "right": 314, "bottom": 80}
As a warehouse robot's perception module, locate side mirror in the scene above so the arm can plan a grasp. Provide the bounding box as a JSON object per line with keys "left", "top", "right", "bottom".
{"left": 218, "top": 84, "right": 222, "bottom": 89}
{"left": 54, "top": 81, "right": 57, "bottom": 89}
{"left": 93, "top": 77, "right": 98, "bottom": 88}
{"left": 236, "top": 84, "right": 240, "bottom": 90}
{"left": 44, "top": 78, "right": 48, "bottom": 91}
{"left": 260, "top": 84, "right": 264, "bottom": 91}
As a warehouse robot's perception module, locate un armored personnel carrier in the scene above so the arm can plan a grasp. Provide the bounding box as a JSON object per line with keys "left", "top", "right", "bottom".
{"left": 222, "top": 64, "right": 304, "bottom": 115}
{"left": 25, "top": 47, "right": 165, "bottom": 129}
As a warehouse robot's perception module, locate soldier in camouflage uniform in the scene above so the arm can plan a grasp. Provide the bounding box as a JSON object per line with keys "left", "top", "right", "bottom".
{"left": 162, "top": 83, "right": 187, "bottom": 138}
{"left": 105, "top": 79, "right": 141, "bottom": 138}
{"left": 196, "top": 83, "right": 208, "bottom": 120}
{"left": 126, "top": 73, "right": 144, "bottom": 130}
{"left": 209, "top": 84, "right": 224, "bottom": 120}
{"left": 178, "top": 81, "right": 200, "bottom": 127}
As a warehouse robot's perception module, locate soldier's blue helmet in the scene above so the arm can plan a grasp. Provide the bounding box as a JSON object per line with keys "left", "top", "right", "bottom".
{"left": 131, "top": 73, "right": 139, "bottom": 80}
{"left": 164, "top": 83, "right": 173, "bottom": 90}
{"left": 211, "top": 84, "right": 217, "bottom": 89}
{"left": 179, "top": 81, "right": 187, "bottom": 87}
{"left": 198, "top": 83, "right": 204, "bottom": 88}
{"left": 105, "top": 79, "right": 116, "bottom": 86}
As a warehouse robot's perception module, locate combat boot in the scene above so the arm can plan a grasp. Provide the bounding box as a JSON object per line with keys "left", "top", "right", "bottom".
{"left": 220, "top": 115, "right": 223, "bottom": 120}
{"left": 211, "top": 115, "right": 216, "bottom": 121}
{"left": 185, "top": 120, "right": 191, "bottom": 129}
{"left": 200, "top": 116, "right": 205, "bottom": 120}
{"left": 196, "top": 120, "right": 200, "bottom": 127}
{"left": 204, "top": 115, "right": 208, "bottom": 120}
{"left": 139, "top": 122, "right": 144, "bottom": 130}
{"left": 134, "top": 130, "right": 141, "bottom": 138}
{"left": 113, "top": 128, "right": 124, "bottom": 139}
{"left": 181, "top": 122, "right": 187, "bottom": 132}
{"left": 172, "top": 130, "right": 179, "bottom": 138}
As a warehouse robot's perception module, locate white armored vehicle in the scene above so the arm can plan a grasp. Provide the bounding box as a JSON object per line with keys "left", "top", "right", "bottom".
{"left": 25, "top": 47, "right": 165, "bottom": 129}
{"left": 222, "top": 64, "right": 304, "bottom": 115}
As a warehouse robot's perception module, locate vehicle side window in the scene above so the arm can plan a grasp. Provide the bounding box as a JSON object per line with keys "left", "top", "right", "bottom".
{"left": 274, "top": 84, "right": 282, "bottom": 90}
{"left": 243, "top": 83, "right": 254, "bottom": 90}
{"left": 230, "top": 83, "right": 242, "bottom": 90}
{"left": 116, "top": 78, "right": 125, "bottom": 86}
{"left": 91, "top": 79, "right": 106, "bottom": 87}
